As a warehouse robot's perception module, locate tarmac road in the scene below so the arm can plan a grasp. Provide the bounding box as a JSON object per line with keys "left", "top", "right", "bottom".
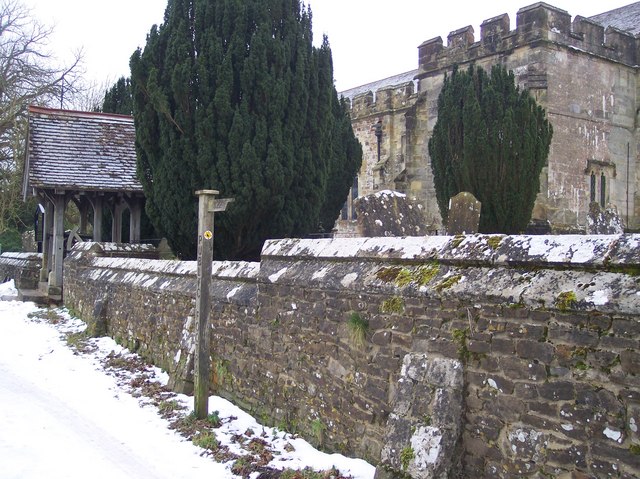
{"left": 0, "top": 300, "right": 227, "bottom": 479}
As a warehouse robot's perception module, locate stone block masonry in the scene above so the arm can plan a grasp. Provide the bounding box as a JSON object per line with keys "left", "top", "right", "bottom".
{"left": 0, "top": 252, "right": 42, "bottom": 290}
{"left": 62, "top": 235, "right": 640, "bottom": 478}
{"left": 342, "top": 2, "right": 640, "bottom": 237}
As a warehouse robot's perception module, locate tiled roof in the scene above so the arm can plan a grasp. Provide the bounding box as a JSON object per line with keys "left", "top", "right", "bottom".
{"left": 589, "top": 2, "right": 640, "bottom": 36}
{"left": 24, "top": 106, "right": 143, "bottom": 195}
{"left": 339, "top": 70, "right": 419, "bottom": 101}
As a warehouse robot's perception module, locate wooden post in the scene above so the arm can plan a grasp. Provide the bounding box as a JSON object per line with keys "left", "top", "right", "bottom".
{"left": 92, "top": 196, "right": 103, "bottom": 242}
{"left": 129, "top": 198, "right": 142, "bottom": 244}
{"left": 50, "top": 193, "right": 65, "bottom": 292}
{"left": 39, "top": 200, "right": 53, "bottom": 283}
{"left": 193, "top": 189, "right": 233, "bottom": 419}
{"left": 111, "top": 200, "right": 124, "bottom": 243}
{"left": 194, "top": 190, "right": 216, "bottom": 419}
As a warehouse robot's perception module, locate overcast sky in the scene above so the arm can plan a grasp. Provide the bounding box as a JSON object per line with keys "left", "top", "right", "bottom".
{"left": 23, "top": 0, "right": 633, "bottom": 93}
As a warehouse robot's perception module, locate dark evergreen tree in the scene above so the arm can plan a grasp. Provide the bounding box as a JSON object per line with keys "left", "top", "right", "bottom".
{"left": 101, "top": 76, "right": 158, "bottom": 243}
{"left": 428, "top": 64, "right": 553, "bottom": 234}
{"left": 102, "top": 77, "right": 134, "bottom": 115}
{"left": 130, "top": 0, "right": 361, "bottom": 260}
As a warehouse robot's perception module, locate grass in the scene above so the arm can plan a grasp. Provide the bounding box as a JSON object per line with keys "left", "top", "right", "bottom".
{"left": 231, "top": 456, "right": 254, "bottom": 476}
{"left": 27, "top": 308, "right": 62, "bottom": 324}
{"left": 27, "top": 307, "right": 96, "bottom": 354}
{"left": 347, "top": 312, "right": 369, "bottom": 347}
{"left": 451, "top": 328, "right": 470, "bottom": 362}
{"left": 400, "top": 446, "right": 414, "bottom": 471}
{"left": 310, "top": 418, "right": 326, "bottom": 446}
{"left": 64, "top": 330, "right": 92, "bottom": 352}
{"left": 207, "top": 410, "right": 222, "bottom": 427}
{"left": 192, "top": 431, "right": 219, "bottom": 450}
{"left": 170, "top": 410, "right": 220, "bottom": 437}
{"left": 158, "top": 399, "right": 183, "bottom": 415}
{"left": 280, "top": 467, "right": 349, "bottom": 479}
{"left": 214, "top": 358, "right": 231, "bottom": 388}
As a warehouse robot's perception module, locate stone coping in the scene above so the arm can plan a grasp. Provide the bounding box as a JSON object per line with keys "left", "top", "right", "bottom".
{"left": 71, "top": 242, "right": 157, "bottom": 253}
{"left": 261, "top": 234, "right": 639, "bottom": 269}
{"left": 90, "top": 257, "right": 260, "bottom": 280}
{"left": 0, "top": 252, "right": 42, "bottom": 260}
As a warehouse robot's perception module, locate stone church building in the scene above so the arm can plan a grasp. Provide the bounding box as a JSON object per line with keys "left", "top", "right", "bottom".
{"left": 338, "top": 1, "right": 640, "bottom": 234}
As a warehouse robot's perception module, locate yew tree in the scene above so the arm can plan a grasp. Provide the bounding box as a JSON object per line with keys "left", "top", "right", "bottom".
{"left": 102, "top": 77, "right": 133, "bottom": 115}
{"left": 130, "top": 0, "right": 361, "bottom": 260}
{"left": 428, "top": 64, "right": 553, "bottom": 234}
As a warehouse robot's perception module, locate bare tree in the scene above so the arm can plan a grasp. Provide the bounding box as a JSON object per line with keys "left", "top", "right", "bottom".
{"left": 70, "top": 77, "right": 117, "bottom": 113}
{"left": 0, "top": 0, "right": 83, "bottom": 238}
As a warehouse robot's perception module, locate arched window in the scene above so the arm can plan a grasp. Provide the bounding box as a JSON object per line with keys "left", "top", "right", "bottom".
{"left": 341, "top": 176, "right": 359, "bottom": 221}
{"left": 586, "top": 160, "right": 615, "bottom": 211}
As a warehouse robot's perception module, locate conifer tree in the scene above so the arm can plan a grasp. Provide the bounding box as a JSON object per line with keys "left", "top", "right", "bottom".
{"left": 428, "top": 64, "right": 553, "bottom": 234}
{"left": 130, "top": 0, "right": 361, "bottom": 260}
{"left": 101, "top": 76, "right": 159, "bottom": 242}
{"left": 102, "top": 77, "right": 133, "bottom": 115}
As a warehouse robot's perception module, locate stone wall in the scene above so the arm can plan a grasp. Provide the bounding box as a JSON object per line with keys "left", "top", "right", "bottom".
{"left": 63, "top": 242, "right": 258, "bottom": 386}
{"left": 0, "top": 252, "right": 42, "bottom": 290}
{"left": 62, "top": 235, "right": 640, "bottom": 478}
{"left": 343, "top": 2, "right": 640, "bottom": 234}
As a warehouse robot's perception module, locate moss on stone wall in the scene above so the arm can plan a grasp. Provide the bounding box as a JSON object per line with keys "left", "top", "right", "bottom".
{"left": 381, "top": 296, "right": 404, "bottom": 314}
{"left": 555, "top": 290, "right": 577, "bottom": 311}
{"left": 60, "top": 235, "right": 640, "bottom": 476}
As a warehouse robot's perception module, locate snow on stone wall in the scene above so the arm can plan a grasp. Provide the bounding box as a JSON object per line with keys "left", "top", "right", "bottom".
{"left": 0, "top": 251, "right": 42, "bottom": 290}
{"left": 61, "top": 235, "right": 640, "bottom": 478}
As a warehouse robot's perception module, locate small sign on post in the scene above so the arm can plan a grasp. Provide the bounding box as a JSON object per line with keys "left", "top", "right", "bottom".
{"left": 194, "top": 189, "right": 233, "bottom": 419}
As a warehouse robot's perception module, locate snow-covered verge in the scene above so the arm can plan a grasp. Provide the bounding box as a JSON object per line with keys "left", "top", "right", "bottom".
{"left": 0, "top": 281, "right": 374, "bottom": 479}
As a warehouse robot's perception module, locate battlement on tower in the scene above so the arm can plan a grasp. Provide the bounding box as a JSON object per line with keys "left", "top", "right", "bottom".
{"left": 349, "top": 81, "right": 416, "bottom": 117}
{"left": 340, "top": 2, "right": 639, "bottom": 118}
{"left": 418, "top": 2, "right": 639, "bottom": 73}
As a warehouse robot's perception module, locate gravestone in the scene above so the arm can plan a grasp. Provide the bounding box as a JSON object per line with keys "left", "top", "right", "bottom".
{"left": 586, "top": 202, "right": 625, "bottom": 234}
{"left": 156, "top": 238, "right": 175, "bottom": 259}
{"left": 447, "top": 192, "right": 481, "bottom": 235}
{"left": 374, "top": 354, "right": 464, "bottom": 479}
{"left": 354, "top": 190, "right": 430, "bottom": 237}
{"left": 21, "top": 230, "right": 37, "bottom": 252}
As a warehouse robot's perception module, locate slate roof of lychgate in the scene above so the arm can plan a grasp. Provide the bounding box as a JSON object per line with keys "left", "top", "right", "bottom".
{"left": 589, "top": 2, "right": 640, "bottom": 36}
{"left": 24, "top": 105, "right": 143, "bottom": 195}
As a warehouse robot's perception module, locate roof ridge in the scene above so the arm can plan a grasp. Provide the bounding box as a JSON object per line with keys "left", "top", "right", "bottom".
{"left": 589, "top": 1, "right": 640, "bottom": 19}
{"left": 28, "top": 105, "right": 134, "bottom": 122}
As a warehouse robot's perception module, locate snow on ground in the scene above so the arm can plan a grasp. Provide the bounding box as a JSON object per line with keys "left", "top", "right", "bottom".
{"left": 0, "top": 281, "right": 375, "bottom": 479}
